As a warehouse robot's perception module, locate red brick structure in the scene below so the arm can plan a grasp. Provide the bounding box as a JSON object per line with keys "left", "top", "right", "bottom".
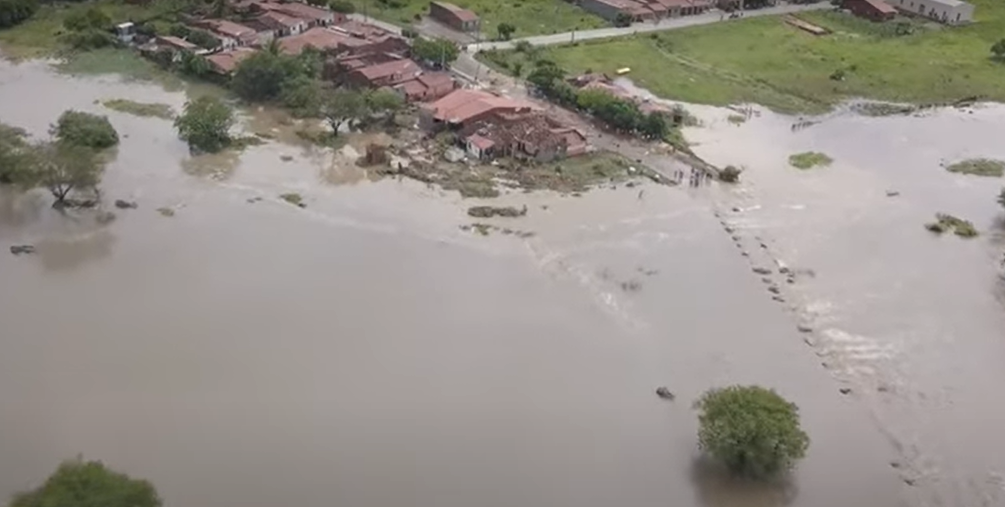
{"left": 428, "top": 1, "right": 480, "bottom": 32}
{"left": 842, "top": 0, "right": 897, "bottom": 21}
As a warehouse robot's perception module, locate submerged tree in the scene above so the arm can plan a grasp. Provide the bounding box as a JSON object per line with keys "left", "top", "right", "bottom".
{"left": 52, "top": 110, "right": 119, "bottom": 149}
{"left": 998, "top": 187, "right": 1005, "bottom": 209}
{"left": 0, "top": 122, "right": 34, "bottom": 185}
{"left": 10, "top": 458, "right": 160, "bottom": 507}
{"left": 695, "top": 385, "right": 809, "bottom": 479}
{"left": 26, "top": 142, "right": 105, "bottom": 203}
{"left": 320, "top": 88, "right": 367, "bottom": 136}
{"left": 174, "top": 96, "right": 235, "bottom": 153}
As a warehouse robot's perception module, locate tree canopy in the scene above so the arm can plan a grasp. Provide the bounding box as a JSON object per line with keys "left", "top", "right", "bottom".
{"left": 174, "top": 96, "right": 235, "bottom": 153}
{"left": 320, "top": 88, "right": 367, "bottom": 136}
{"left": 497, "top": 22, "right": 516, "bottom": 41}
{"left": 10, "top": 458, "right": 160, "bottom": 507}
{"left": 52, "top": 110, "right": 119, "bottom": 149}
{"left": 0, "top": 0, "right": 38, "bottom": 28}
{"left": 695, "top": 385, "right": 810, "bottom": 479}
{"left": 0, "top": 122, "right": 33, "bottom": 185}
{"left": 27, "top": 142, "right": 105, "bottom": 203}
{"left": 993, "top": 39, "right": 1005, "bottom": 61}
{"left": 232, "top": 47, "right": 322, "bottom": 102}
{"left": 412, "top": 37, "right": 459, "bottom": 67}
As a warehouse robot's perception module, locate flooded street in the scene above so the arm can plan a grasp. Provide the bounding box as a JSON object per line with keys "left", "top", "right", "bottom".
{"left": 2, "top": 58, "right": 999, "bottom": 507}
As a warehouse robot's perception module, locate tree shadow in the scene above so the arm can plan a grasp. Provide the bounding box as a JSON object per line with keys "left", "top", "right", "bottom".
{"left": 689, "top": 455, "right": 798, "bottom": 507}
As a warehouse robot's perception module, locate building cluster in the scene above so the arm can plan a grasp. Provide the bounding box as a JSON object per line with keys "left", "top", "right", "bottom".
{"left": 574, "top": 0, "right": 716, "bottom": 23}
{"left": 421, "top": 89, "right": 589, "bottom": 162}
{"left": 841, "top": 0, "right": 973, "bottom": 23}
{"left": 145, "top": 0, "right": 458, "bottom": 103}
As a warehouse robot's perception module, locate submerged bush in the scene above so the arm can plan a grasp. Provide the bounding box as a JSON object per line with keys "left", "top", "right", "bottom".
{"left": 52, "top": 110, "right": 119, "bottom": 149}
{"left": 788, "top": 151, "right": 832, "bottom": 170}
{"left": 945, "top": 158, "right": 1005, "bottom": 177}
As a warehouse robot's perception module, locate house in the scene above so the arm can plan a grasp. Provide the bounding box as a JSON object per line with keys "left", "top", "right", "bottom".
{"left": 115, "top": 22, "right": 136, "bottom": 43}
{"left": 420, "top": 89, "right": 540, "bottom": 131}
{"left": 576, "top": 0, "right": 709, "bottom": 22}
{"left": 428, "top": 1, "right": 480, "bottom": 32}
{"left": 154, "top": 35, "right": 200, "bottom": 53}
{"left": 461, "top": 113, "right": 589, "bottom": 162}
{"left": 392, "top": 72, "right": 457, "bottom": 102}
{"left": 191, "top": 19, "right": 259, "bottom": 48}
{"left": 278, "top": 26, "right": 349, "bottom": 54}
{"left": 346, "top": 58, "right": 422, "bottom": 88}
{"left": 245, "top": 10, "right": 309, "bottom": 38}
{"left": 254, "top": 1, "right": 341, "bottom": 26}
{"left": 205, "top": 47, "right": 258, "bottom": 74}
{"left": 889, "top": 0, "right": 974, "bottom": 23}
{"left": 842, "top": 0, "right": 897, "bottom": 21}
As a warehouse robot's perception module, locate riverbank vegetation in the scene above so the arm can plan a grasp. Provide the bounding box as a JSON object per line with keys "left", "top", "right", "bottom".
{"left": 788, "top": 151, "right": 831, "bottom": 170}
{"left": 945, "top": 158, "right": 1005, "bottom": 177}
{"left": 695, "top": 385, "right": 809, "bottom": 479}
{"left": 925, "top": 213, "right": 979, "bottom": 238}
{"left": 486, "top": 0, "right": 1005, "bottom": 114}
{"left": 352, "top": 0, "right": 603, "bottom": 37}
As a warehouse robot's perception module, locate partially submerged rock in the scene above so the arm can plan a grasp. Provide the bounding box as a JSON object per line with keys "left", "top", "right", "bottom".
{"left": 467, "top": 205, "right": 527, "bottom": 218}
{"left": 156, "top": 207, "right": 176, "bottom": 217}
{"left": 114, "top": 199, "right": 138, "bottom": 209}
{"left": 9, "top": 245, "right": 36, "bottom": 255}
{"left": 655, "top": 387, "right": 675, "bottom": 400}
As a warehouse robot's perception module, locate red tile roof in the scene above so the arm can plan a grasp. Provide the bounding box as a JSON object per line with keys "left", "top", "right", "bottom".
{"left": 356, "top": 58, "right": 421, "bottom": 81}
{"left": 467, "top": 133, "right": 495, "bottom": 150}
{"left": 258, "top": 1, "right": 333, "bottom": 22}
{"left": 198, "top": 19, "right": 258, "bottom": 42}
{"left": 278, "top": 27, "right": 347, "bottom": 54}
{"left": 425, "top": 89, "right": 539, "bottom": 124}
{"left": 417, "top": 72, "right": 454, "bottom": 89}
{"left": 430, "top": 1, "right": 479, "bottom": 22}
{"left": 206, "top": 47, "right": 258, "bottom": 73}
{"left": 156, "top": 35, "right": 199, "bottom": 51}
{"left": 258, "top": 10, "right": 305, "bottom": 28}
{"left": 862, "top": 0, "right": 897, "bottom": 14}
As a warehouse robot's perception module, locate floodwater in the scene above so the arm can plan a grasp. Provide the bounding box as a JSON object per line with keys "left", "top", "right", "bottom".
{"left": 0, "top": 57, "right": 997, "bottom": 507}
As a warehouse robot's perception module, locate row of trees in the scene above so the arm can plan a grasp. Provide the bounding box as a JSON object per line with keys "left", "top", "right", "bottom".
{"left": 527, "top": 59, "right": 673, "bottom": 140}
{"left": 0, "top": 111, "right": 117, "bottom": 204}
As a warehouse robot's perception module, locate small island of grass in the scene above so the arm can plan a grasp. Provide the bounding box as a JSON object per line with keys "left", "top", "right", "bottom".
{"left": 925, "top": 213, "right": 979, "bottom": 238}
{"left": 102, "top": 99, "right": 175, "bottom": 120}
{"left": 945, "top": 158, "right": 1005, "bottom": 178}
{"left": 788, "top": 152, "right": 832, "bottom": 170}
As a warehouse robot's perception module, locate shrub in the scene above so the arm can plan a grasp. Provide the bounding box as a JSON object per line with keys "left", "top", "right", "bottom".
{"left": 174, "top": 96, "right": 235, "bottom": 153}
{"left": 329, "top": 0, "right": 354, "bottom": 12}
{"left": 186, "top": 29, "right": 220, "bottom": 49}
{"left": 695, "top": 385, "right": 809, "bottom": 479}
{"left": 719, "top": 165, "right": 741, "bottom": 183}
{"left": 10, "top": 458, "right": 160, "bottom": 507}
{"left": 0, "top": 0, "right": 39, "bottom": 28}
{"left": 52, "top": 110, "right": 119, "bottom": 149}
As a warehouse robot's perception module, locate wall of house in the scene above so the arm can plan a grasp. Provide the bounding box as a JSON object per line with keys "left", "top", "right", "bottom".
{"left": 892, "top": 0, "right": 973, "bottom": 23}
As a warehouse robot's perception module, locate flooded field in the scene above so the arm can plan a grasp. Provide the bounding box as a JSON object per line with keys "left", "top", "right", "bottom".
{"left": 1, "top": 58, "right": 1001, "bottom": 507}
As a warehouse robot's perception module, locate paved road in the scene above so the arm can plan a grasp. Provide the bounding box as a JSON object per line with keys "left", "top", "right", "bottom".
{"left": 468, "top": 1, "right": 833, "bottom": 51}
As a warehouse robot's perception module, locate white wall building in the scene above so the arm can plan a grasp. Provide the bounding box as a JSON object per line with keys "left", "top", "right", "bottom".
{"left": 890, "top": 0, "right": 974, "bottom": 24}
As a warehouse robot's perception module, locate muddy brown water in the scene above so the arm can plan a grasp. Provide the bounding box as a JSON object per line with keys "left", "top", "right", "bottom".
{"left": 0, "top": 58, "right": 999, "bottom": 507}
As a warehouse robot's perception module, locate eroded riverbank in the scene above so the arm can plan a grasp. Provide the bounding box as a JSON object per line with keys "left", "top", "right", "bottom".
{"left": 0, "top": 57, "right": 975, "bottom": 507}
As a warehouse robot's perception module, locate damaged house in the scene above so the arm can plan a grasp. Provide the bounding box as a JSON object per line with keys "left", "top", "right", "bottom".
{"left": 461, "top": 112, "right": 589, "bottom": 162}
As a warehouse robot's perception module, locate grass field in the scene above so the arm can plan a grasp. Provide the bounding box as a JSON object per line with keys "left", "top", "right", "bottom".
{"left": 354, "top": 0, "right": 605, "bottom": 37}
{"left": 490, "top": 0, "right": 1005, "bottom": 113}
{"left": 0, "top": 0, "right": 190, "bottom": 58}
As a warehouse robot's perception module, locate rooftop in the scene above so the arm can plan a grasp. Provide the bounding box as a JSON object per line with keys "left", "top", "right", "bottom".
{"left": 258, "top": 1, "right": 333, "bottom": 21}
{"left": 258, "top": 10, "right": 305, "bottom": 28}
{"left": 278, "top": 26, "right": 349, "bottom": 54}
{"left": 156, "top": 35, "right": 199, "bottom": 50}
{"left": 863, "top": 0, "right": 897, "bottom": 13}
{"left": 355, "top": 58, "right": 421, "bottom": 81}
{"left": 198, "top": 19, "right": 258, "bottom": 40}
{"left": 430, "top": 1, "right": 479, "bottom": 21}
{"left": 206, "top": 46, "right": 258, "bottom": 73}
{"left": 425, "top": 89, "right": 539, "bottom": 123}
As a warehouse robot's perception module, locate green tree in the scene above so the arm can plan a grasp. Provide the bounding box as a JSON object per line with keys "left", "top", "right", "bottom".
{"left": 174, "top": 96, "right": 235, "bottom": 153}
{"left": 366, "top": 88, "right": 404, "bottom": 121}
{"left": 320, "top": 88, "right": 366, "bottom": 136}
{"left": 526, "top": 59, "right": 565, "bottom": 95}
{"left": 63, "top": 6, "right": 110, "bottom": 31}
{"left": 0, "top": 122, "right": 33, "bottom": 185}
{"left": 411, "top": 37, "right": 459, "bottom": 67}
{"left": 0, "top": 0, "right": 39, "bottom": 28}
{"left": 614, "top": 12, "right": 632, "bottom": 27}
{"left": 232, "top": 49, "right": 320, "bottom": 102}
{"left": 10, "top": 458, "right": 160, "bottom": 507}
{"left": 638, "top": 111, "right": 670, "bottom": 140}
{"left": 280, "top": 75, "right": 325, "bottom": 118}
{"left": 992, "top": 39, "right": 1005, "bottom": 61}
{"left": 186, "top": 29, "right": 220, "bottom": 49}
{"left": 52, "top": 110, "right": 119, "bottom": 149}
{"left": 329, "top": 0, "right": 355, "bottom": 13}
{"left": 23, "top": 142, "right": 105, "bottom": 204}
{"left": 695, "top": 385, "right": 810, "bottom": 479}
{"left": 177, "top": 50, "right": 211, "bottom": 77}
{"left": 496, "top": 22, "right": 515, "bottom": 41}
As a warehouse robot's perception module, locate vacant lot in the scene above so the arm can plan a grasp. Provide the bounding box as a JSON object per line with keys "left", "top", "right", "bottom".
{"left": 357, "top": 0, "right": 605, "bottom": 37}
{"left": 501, "top": 0, "right": 1005, "bottom": 113}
